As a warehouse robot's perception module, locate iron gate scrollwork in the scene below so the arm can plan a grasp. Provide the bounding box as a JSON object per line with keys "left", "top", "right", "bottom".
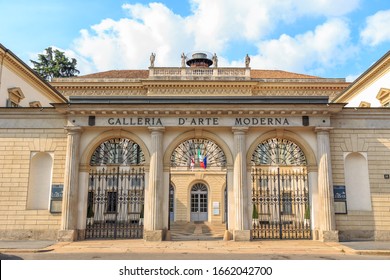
{"left": 251, "top": 138, "right": 311, "bottom": 239}
{"left": 86, "top": 167, "right": 144, "bottom": 239}
{"left": 251, "top": 167, "right": 311, "bottom": 239}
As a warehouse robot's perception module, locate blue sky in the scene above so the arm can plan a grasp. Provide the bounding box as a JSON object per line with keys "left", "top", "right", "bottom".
{"left": 1, "top": 0, "right": 390, "bottom": 81}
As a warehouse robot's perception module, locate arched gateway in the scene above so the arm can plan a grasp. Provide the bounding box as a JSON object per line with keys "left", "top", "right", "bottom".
{"left": 251, "top": 138, "right": 311, "bottom": 239}
{"left": 86, "top": 138, "right": 145, "bottom": 239}
{"left": 170, "top": 138, "right": 227, "bottom": 224}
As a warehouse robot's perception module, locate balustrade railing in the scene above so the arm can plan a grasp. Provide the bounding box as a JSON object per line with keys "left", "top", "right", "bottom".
{"left": 149, "top": 67, "right": 250, "bottom": 80}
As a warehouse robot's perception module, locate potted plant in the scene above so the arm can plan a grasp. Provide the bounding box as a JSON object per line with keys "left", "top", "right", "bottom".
{"left": 87, "top": 205, "right": 94, "bottom": 226}
{"left": 304, "top": 205, "right": 310, "bottom": 227}
{"left": 139, "top": 204, "right": 144, "bottom": 226}
{"left": 252, "top": 204, "right": 259, "bottom": 227}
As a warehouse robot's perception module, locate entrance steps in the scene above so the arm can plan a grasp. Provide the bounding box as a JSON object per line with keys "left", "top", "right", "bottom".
{"left": 169, "top": 221, "right": 226, "bottom": 241}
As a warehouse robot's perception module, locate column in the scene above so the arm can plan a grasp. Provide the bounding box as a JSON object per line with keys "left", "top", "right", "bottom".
{"left": 232, "top": 127, "right": 251, "bottom": 241}
{"left": 144, "top": 127, "right": 165, "bottom": 241}
{"left": 307, "top": 167, "right": 318, "bottom": 239}
{"left": 316, "top": 127, "right": 339, "bottom": 242}
{"left": 58, "top": 126, "right": 82, "bottom": 241}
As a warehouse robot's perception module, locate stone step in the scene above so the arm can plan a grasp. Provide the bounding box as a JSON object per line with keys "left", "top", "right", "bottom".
{"left": 169, "top": 221, "right": 226, "bottom": 241}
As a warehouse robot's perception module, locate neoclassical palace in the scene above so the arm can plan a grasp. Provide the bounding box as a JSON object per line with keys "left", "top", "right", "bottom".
{"left": 1, "top": 44, "right": 390, "bottom": 242}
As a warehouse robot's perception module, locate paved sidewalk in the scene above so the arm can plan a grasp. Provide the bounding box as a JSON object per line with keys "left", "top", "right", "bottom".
{"left": 1, "top": 239, "right": 390, "bottom": 257}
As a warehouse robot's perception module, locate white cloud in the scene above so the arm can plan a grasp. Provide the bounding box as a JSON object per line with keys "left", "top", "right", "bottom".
{"left": 186, "top": 0, "right": 360, "bottom": 51}
{"left": 346, "top": 73, "right": 360, "bottom": 83}
{"left": 293, "top": 0, "right": 361, "bottom": 17}
{"left": 73, "top": 3, "right": 193, "bottom": 71}
{"left": 246, "top": 19, "right": 356, "bottom": 75}
{"left": 361, "top": 10, "right": 390, "bottom": 46}
{"left": 68, "top": 0, "right": 361, "bottom": 74}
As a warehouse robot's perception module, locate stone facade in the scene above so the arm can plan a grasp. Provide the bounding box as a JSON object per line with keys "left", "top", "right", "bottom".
{"left": 330, "top": 110, "right": 390, "bottom": 241}
{"left": 0, "top": 126, "right": 67, "bottom": 240}
{"left": 1, "top": 46, "right": 390, "bottom": 242}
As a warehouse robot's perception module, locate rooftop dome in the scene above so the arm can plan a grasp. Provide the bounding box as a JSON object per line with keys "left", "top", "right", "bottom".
{"left": 186, "top": 51, "right": 213, "bottom": 67}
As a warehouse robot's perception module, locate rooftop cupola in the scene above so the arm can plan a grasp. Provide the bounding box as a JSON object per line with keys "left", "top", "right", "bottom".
{"left": 186, "top": 51, "right": 213, "bottom": 67}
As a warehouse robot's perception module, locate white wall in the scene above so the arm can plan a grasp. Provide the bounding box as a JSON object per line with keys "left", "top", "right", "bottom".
{"left": 347, "top": 71, "right": 390, "bottom": 108}
{"left": 0, "top": 64, "right": 55, "bottom": 107}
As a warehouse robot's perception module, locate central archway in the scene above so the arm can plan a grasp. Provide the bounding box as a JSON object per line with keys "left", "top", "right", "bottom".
{"left": 169, "top": 136, "right": 228, "bottom": 225}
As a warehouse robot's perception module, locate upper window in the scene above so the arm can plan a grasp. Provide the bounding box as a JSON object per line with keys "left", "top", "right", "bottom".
{"left": 170, "top": 138, "right": 226, "bottom": 168}
{"left": 7, "top": 87, "right": 25, "bottom": 107}
{"left": 251, "top": 138, "right": 307, "bottom": 166}
{"left": 90, "top": 138, "right": 145, "bottom": 166}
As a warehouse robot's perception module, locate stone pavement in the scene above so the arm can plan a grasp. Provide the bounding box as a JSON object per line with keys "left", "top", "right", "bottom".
{"left": 1, "top": 239, "right": 390, "bottom": 257}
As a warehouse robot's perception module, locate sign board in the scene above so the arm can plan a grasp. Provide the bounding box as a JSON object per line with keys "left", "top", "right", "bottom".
{"left": 333, "top": 185, "right": 347, "bottom": 214}
{"left": 213, "top": 202, "right": 220, "bottom": 215}
{"left": 50, "top": 184, "right": 64, "bottom": 213}
{"left": 51, "top": 184, "right": 64, "bottom": 198}
{"left": 69, "top": 115, "right": 331, "bottom": 128}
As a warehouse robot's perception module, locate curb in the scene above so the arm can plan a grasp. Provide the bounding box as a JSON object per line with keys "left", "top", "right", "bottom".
{"left": 354, "top": 250, "right": 390, "bottom": 256}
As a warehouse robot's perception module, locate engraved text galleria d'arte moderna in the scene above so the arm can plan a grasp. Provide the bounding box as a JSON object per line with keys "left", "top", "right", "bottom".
{"left": 106, "top": 117, "right": 290, "bottom": 126}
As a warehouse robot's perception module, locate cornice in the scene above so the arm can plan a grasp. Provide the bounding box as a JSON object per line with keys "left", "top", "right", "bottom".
{"left": 333, "top": 50, "right": 390, "bottom": 103}
{"left": 53, "top": 102, "right": 344, "bottom": 116}
{"left": 2, "top": 52, "right": 67, "bottom": 103}
{"left": 147, "top": 87, "right": 252, "bottom": 96}
{"left": 51, "top": 79, "right": 348, "bottom": 98}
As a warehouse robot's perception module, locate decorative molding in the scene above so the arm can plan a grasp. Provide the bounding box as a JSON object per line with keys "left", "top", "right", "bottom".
{"left": 148, "top": 87, "right": 252, "bottom": 96}
{"left": 359, "top": 101, "right": 371, "bottom": 108}
{"left": 334, "top": 51, "right": 390, "bottom": 102}
{"left": 29, "top": 101, "right": 42, "bottom": 108}
{"left": 337, "top": 134, "right": 369, "bottom": 153}
{"left": 28, "top": 137, "right": 59, "bottom": 152}
{"left": 8, "top": 87, "right": 25, "bottom": 104}
{"left": 59, "top": 89, "right": 147, "bottom": 96}
{"left": 253, "top": 89, "right": 341, "bottom": 98}
{"left": 376, "top": 88, "right": 390, "bottom": 106}
{"left": 3, "top": 54, "right": 67, "bottom": 103}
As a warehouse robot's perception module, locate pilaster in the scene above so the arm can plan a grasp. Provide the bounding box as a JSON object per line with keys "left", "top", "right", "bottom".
{"left": 144, "top": 127, "right": 165, "bottom": 241}
{"left": 232, "top": 127, "right": 250, "bottom": 241}
{"left": 58, "top": 126, "right": 83, "bottom": 241}
{"left": 315, "top": 127, "right": 338, "bottom": 242}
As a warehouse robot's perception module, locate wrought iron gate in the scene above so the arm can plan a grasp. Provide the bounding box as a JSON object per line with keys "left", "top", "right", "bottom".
{"left": 86, "top": 167, "right": 144, "bottom": 239}
{"left": 251, "top": 167, "right": 311, "bottom": 239}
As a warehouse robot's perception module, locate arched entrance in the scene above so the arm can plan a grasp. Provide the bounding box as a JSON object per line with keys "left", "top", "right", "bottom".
{"left": 190, "top": 183, "right": 208, "bottom": 222}
{"left": 170, "top": 138, "right": 227, "bottom": 223}
{"left": 251, "top": 138, "right": 311, "bottom": 239}
{"left": 86, "top": 138, "right": 145, "bottom": 239}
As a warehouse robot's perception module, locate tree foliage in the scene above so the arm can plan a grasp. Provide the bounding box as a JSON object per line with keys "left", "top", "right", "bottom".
{"left": 30, "top": 47, "right": 80, "bottom": 81}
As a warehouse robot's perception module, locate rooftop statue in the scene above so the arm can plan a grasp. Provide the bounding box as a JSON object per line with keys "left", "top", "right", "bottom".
{"left": 245, "top": 54, "right": 250, "bottom": 68}
{"left": 150, "top": 52, "right": 156, "bottom": 67}
{"left": 181, "top": 52, "right": 187, "bottom": 68}
{"left": 212, "top": 53, "right": 218, "bottom": 68}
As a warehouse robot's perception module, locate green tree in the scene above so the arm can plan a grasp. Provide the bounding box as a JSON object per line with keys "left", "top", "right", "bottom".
{"left": 30, "top": 47, "right": 80, "bottom": 81}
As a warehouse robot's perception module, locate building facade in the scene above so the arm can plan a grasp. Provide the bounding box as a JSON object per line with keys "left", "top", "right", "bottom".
{"left": 1, "top": 46, "right": 390, "bottom": 242}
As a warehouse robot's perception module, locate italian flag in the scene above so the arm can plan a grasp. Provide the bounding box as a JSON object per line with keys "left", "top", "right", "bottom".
{"left": 200, "top": 155, "right": 207, "bottom": 169}
{"left": 197, "top": 148, "right": 202, "bottom": 161}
